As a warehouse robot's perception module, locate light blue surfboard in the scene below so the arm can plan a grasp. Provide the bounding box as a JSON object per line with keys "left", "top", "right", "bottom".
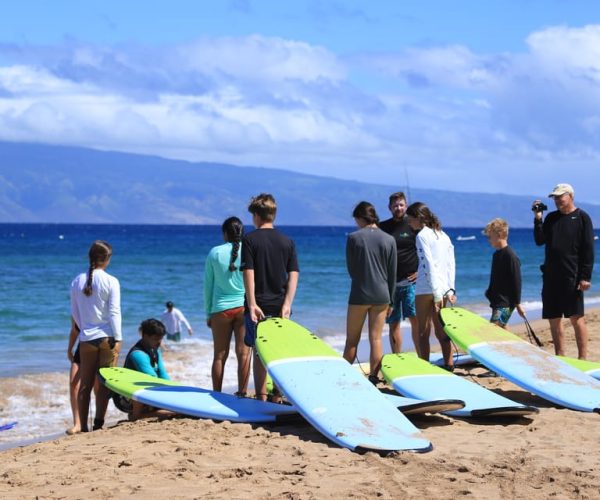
{"left": 256, "top": 318, "right": 432, "bottom": 452}
{"left": 381, "top": 353, "right": 537, "bottom": 417}
{"left": 440, "top": 307, "right": 600, "bottom": 413}
{"left": 99, "top": 367, "right": 299, "bottom": 424}
{"left": 431, "top": 350, "right": 600, "bottom": 381}
{"left": 429, "top": 351, "right": 475, "bottom": 367}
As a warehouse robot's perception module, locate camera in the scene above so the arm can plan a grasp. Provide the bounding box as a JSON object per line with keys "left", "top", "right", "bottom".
{"left": 531, "top": 202, "right": 548, "bottom": 212}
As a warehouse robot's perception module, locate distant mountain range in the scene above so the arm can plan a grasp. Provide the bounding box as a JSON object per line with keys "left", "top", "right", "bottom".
{"left": 1, "top": 141, "right": 598, "bottom": 227}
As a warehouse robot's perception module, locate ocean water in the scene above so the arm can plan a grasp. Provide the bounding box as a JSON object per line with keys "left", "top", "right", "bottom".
{"left": 1, "top": 223, "right": 599, "bottom": 447}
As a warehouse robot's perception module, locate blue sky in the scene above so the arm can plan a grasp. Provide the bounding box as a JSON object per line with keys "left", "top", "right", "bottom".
{"left": 1, "top": 0, "right": 600, "bottom": 202}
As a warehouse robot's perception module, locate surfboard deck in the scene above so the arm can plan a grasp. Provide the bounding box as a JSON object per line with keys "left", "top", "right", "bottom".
{"left": 256, "top": 317, "right": 432, "bottom": 452}
{"left": 381, "top": 353, "right": 537, "bottom": 417}
{"left": 99, "top": 367, "right": 299, "bottom": 424}
{"left": 558, "top": 356, "right": 600, "bottom": 381}
{"left": 440, "top": 307, "right": 600, "bottom": 413}
{"left": 432, "top": 350, "right": 600, "bottom": 381}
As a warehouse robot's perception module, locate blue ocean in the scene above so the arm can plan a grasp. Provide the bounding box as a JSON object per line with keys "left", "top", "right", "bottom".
{"left": 1, "top": 223, "right": 599, "bottom": 446}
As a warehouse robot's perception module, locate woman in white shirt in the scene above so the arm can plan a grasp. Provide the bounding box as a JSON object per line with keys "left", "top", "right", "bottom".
{"left": 406, "top": 203, "right": 457, "bottom": 370}
{"left": 69, "top": 240, "right": 122, "bottom": 433}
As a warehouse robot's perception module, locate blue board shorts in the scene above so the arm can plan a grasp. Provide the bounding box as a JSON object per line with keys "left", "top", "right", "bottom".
{"left": 490, "top": 307, "right": 514, "bottom": 327}
{"left": 386, "top": 283, "right": 416, "bottom": 324}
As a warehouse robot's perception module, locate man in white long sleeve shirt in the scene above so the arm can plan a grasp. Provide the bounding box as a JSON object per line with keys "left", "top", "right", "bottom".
{"left": 161, "top": 301, "right": 193, "bottom": 342}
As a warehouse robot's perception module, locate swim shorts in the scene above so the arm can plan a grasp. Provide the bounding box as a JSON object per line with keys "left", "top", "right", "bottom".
{"left": 79, "top": 337, "right": 120, "bottom": 367}
{"left": 166, "top": 331, "right": 181, "bottom": 342}
{"left": 386, "top": 283, "right": 416, "bottom": 324}
{"left": 490, "top": 307, "right": 514, "bottom": 327}
{"left": 542, "top": 283, "right": 584, "bottom": 319}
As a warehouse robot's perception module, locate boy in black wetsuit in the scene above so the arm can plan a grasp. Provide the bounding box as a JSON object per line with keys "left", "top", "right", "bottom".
{"left": 484, "top": 218, "right": 526, "bottom": 328}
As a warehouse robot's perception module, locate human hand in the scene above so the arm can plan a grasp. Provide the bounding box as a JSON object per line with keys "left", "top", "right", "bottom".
{"left": 578, "top": 280, "right": 591, "bottom": 292}
{"left": 67, "top": 349, "right": 74, "bottom": 362}
{"left": 516, "top": 304, "right": 526, "bottom": 318}
{"left": 386, "top": 305, "right": 393, "bottom": 318}
{"left": 188, "top": 328, "right": 194, "bottom": 336}
{"left": 281, "top": 303, "right": 292, "bottom": 319}
{"left": 532, "top": 199, "right": 544, "bottom": 220}
{"left": 250, "top": 304, "right": 265, "bottom": 323}
{"left": 406, "top": 272, "right": 418, "bottom": 283}
{"left": 206, "top": 318, "right": 211, "bottom": 328}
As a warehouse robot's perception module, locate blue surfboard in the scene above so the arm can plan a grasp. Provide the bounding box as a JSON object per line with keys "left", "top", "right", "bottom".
{"left": 440, "top": 307, "right": 600, "bottom": 413}
{"left": 99, "top": 367, "right": 299, "bottom": 424}
{"left": 256, "top": 318, "right": 432, "bottom": 452}
{"left": 381, "top": 353, "right": 537, "bottom": 417}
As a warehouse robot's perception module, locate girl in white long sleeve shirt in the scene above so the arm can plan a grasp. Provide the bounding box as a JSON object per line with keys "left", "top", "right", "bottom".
{"left": 407, "top": 203, "right": 457, "bottom": 369}
{"left": 69, "top": 240, "right": 121, "bottom": 433}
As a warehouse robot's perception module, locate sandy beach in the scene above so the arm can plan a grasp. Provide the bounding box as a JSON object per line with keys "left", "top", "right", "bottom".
{"left": 1, "top": 312, "right": 599, "bottom": 499}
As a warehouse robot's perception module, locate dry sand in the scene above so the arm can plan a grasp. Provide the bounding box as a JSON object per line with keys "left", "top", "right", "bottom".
{"left": 1, "top": 313, "right": 599, "bottom": 499}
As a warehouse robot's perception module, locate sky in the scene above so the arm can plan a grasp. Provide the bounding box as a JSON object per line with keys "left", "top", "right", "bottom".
{"left": 1, "top": 0, "right": 600, "bottom": 202}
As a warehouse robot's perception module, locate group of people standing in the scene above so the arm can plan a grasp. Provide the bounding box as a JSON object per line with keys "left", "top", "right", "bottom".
{"left": 66, "top": 182, "right": 594, "bottom": 432}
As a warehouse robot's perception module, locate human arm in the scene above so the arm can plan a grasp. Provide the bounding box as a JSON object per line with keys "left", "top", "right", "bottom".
{"left": 156, "top": 350, "right": 170, "bottom": 380}
{"left": 281, "top": 271, "right": 299, "bottom": 319}
{"left": 128, "top": 350, "right": 160, "bottom": 378}
{"left": 176, "top": 309, "right": 193, "bottom": 336}
{"left": 243, "top": 269, "right": 264, "bottom": 322}
{"left": 532, "top": 200, "right": 546, "bottom": 246}
{"left": 387, "top": 240, "right": 397, "bottom": 305}
{"left": 204, "top": 250, "right": 215, "bottom": 325}
{"left": 109, "top": 277, "right": 122, "bottom": 341}
{"left": 577, "top": 211, "right": 595, "bottom": 290}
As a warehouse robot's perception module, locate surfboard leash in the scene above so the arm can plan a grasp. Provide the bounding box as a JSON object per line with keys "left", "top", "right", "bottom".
{"left": 523, "top": 316, "right": 543, "bottom": 347}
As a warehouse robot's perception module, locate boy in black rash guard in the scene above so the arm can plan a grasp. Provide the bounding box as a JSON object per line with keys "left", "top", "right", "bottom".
{"left": 532, "top": 183, "right": 595, "bottom": 359}
{"left": 241, "top": 193, "right": 299, "bottom": 402}
{"left": 483, "top": 218, "right": 526, "bottom": 328}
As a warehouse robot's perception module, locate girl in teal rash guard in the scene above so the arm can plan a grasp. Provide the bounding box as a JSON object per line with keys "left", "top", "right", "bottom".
{"left": 124, "top": 319, "right": 174, "bottom": 420}
{"left": 204, "top": 217, "right": 251, "bottom": 395}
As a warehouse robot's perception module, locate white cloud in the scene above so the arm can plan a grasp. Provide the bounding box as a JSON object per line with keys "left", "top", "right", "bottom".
{"left": 0, "top": 28, "right": 599, "bottom": 202}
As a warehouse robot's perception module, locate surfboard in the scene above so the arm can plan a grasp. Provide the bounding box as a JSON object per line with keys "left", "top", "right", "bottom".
{"left": 381, "top": 353, "right": 537, "bottom": 417}
{"left": 352, "top": 362, "right": 465, "bottom": 415}
{"left": 256, "top": 317, "right": 432, "bottom": 452}
{"left": 429, "top": 351, "right": 475, "bottom": 367}
{"left": 558, "top": 356, "right": 600, "bottom": 381}
{"left": 440, "top": 307, "right": 600, "bottom": 412}
{"left": 99, "top": 367, "right": 299, "bottom": 424}
{"left": 431, "top": 349, "right": 600, "bottom": 381}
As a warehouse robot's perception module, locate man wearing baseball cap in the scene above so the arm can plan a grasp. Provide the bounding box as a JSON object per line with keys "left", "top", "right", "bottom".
{"left": 532, "top": 183, "right": 595, "bottom": 359}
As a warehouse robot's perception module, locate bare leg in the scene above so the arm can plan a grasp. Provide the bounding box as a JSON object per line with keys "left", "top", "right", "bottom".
{"left": 548, "top": 318, "right": 565, "bottom": 356}
{"left": 233, "top": 312, "right": 251, "bottom": 394}
{"left": 210, "top": 314, "right": 234, "bottom": 392}
{"left": 93, "top": 340, "right": 120, "bottom": 427}
{"left": 415, "top": 294, "right": 433, "bottom": 360}
{"left": 367, "top": 304, "right": 388, "bottom": 374}
{"left": 68, "top": 362, "right": 81, "bottom": 433}
{"left": 570, "top": 315, "right": 588, "bottom": 359}
{"left": 253, "top": 350, "right": 268, "bottom": 401}
{"left": 344, "top": 304, "right": 369, "bottom": 364}
{"left": 408, "top": 316, "right": 418, "bottom": 353}
{"left": 77, "top": 345, "right": 99, "bottom": 432}
{"left": 388, "top": 321, "right": 402, "bottom": 353}
{"left": 432, "top": 308, "right": 453, "bottom": 367}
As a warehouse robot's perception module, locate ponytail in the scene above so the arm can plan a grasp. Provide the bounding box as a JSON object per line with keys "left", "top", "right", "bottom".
{"left": 83, "top": 240, "right": 112, "bottom": 296}
{"left": 221, "top": 217, "right": 244, "bottom": 272}
{"left": 406, "top": 202, "right": 442, "bottom": 231}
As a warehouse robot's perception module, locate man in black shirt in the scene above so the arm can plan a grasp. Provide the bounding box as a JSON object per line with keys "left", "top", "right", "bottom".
{"left": 241, "top": 193, "right": 299, "bottom": 401}
{"left": 379, "top": 192, "right": 418, "bottom": 353}
{"left": 533, "top": 183, "right": 595, "bottom": 359}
